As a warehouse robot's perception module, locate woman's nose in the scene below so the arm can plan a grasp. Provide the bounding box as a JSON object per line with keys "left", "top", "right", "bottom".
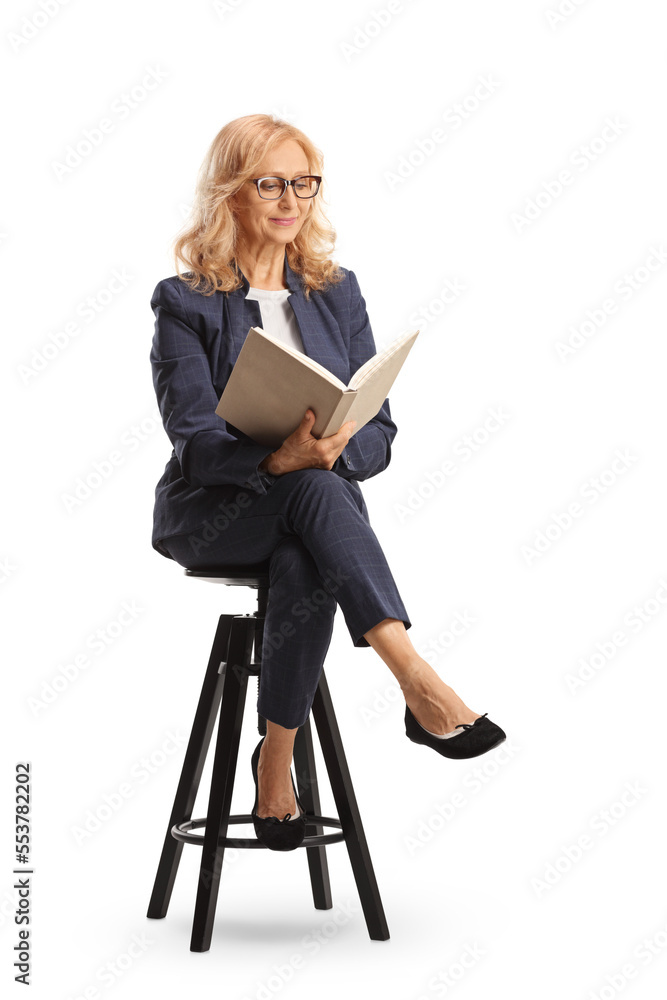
{"left": 279, "top": 184, "right": 298, "bottom": 206}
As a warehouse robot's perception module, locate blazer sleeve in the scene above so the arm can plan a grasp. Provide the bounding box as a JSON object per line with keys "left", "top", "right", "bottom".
{"left": 150, "top": 277, "right": 274, "bottom": 493}
{"left": 330, "top": 269, "right": 398, "bottom": 482}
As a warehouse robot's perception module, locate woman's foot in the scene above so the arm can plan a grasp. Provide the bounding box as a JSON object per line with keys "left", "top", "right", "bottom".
{"left": 251, "top": 738, "right": 306, "bottom": 851}
{"left": 401, "top": 659, "right": 481, "bottom": 736}
{"left": 361, "top": 619, "right": 504, "bottom": 758}
{"left": 256, "top": 733, "right": 299, "bottom": 820}
{"left": 362, "top": 618, "right": 481, "bottom": 735}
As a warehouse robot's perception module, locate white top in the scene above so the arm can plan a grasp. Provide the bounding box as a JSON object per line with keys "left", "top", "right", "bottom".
{"left": 245, "top": 286, "right": 306, "bottom": 355}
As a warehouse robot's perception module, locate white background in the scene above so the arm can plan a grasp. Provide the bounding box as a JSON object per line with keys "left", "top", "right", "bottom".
{"left": 3, "top": 1, "right": 667, "bottom": 998}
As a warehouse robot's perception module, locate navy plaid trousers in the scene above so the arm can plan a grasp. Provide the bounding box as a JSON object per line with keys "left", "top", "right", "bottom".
{"left": 161, "top": 469, "right": 411, "bottom": 729}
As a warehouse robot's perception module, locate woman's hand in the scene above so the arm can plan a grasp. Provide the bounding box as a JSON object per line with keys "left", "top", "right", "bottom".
{"left": 260, "top": 409, "right": 356, "bottom": 475}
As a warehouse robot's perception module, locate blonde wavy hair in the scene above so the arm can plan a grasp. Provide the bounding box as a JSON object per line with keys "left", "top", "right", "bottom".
{"left": 173, "top": 114, "right": 344, "bottom": 299}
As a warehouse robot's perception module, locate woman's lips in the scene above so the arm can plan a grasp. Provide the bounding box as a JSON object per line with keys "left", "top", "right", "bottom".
{"left": 270, "top": 218, "right": 296, "bottom": 226}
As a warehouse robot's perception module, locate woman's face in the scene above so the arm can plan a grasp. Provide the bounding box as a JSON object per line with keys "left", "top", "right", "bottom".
{"left": 231, "top": 139, "right": 314, "bottom": 251}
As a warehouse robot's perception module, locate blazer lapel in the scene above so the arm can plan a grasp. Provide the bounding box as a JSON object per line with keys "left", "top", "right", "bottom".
{"left": 228, "top": 252, "right": 349, "bottom": 385}
{"left": 224, "top": 267, "right": 262, "bottom": 365}
{"left": 283, "top": 254, "right": 350, "bottom": 384}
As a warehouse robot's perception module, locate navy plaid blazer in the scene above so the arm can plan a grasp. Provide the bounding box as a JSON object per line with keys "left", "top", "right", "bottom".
{"left": 149, "top": 251, "right": 398, "bottom": 557}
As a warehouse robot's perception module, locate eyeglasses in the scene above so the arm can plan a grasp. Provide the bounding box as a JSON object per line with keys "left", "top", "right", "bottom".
{"left": 249, "top": 175, "right": 322, "bottom": 200}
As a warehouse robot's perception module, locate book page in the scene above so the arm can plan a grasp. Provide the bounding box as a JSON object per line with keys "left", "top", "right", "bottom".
{"left": 348, "top": 329, "right": 419, "bottom": 390}
{"left": 253, "top": 327, "right": 348, "bottom": 390}
{"left": 216, "top": 327, "right": 347, "bottom": 447}
{"left": 343, "top": 329, "right": 419, "bottom": 431}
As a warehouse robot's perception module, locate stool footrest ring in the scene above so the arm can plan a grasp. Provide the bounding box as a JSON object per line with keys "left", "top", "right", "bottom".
{"left": 171, "top": 815, "right": 344, "bottom": 849}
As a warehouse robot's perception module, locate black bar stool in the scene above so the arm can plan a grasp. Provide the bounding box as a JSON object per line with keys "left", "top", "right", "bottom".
{"left": 146, "top": 562, "right": 390, "bottom": 952}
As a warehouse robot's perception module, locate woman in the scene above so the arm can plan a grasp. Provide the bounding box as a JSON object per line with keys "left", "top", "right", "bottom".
{"left": 150, "top": 113, "right": 506, "bottom": 851}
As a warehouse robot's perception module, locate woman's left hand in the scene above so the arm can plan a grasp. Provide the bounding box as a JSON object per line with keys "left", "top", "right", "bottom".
{"left": 260, "top": 409, "right": 356, "bottom": 475}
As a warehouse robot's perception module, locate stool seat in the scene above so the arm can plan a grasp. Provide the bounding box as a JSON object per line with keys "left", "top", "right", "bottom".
{"left": 185, "top": 563, "right": 270, "bottom": 587}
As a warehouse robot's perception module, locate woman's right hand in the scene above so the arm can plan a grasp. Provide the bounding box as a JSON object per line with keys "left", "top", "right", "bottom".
{"left": 260, "top": 409, "right": 356, "bottom": 475}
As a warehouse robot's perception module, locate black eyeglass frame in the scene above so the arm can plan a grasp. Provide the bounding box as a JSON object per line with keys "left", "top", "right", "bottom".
{"left": 248, "top": 175, "right": 322, "bottom": 200}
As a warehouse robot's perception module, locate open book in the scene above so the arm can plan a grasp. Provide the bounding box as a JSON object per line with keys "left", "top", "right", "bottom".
{"left": 215, "top": 326, "right": 419, "bottom": 448}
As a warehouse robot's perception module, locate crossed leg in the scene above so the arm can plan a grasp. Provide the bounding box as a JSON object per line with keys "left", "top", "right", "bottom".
{"left": 256, "top": 616, "right": 481, "bottom": 819}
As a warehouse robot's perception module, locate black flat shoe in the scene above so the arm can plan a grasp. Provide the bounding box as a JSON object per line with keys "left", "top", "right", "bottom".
{"left": 405, "top": 705, "right": 506, "bottom": 760}
{"left": 250, "top": 737, "right": 307, "bottom": 851}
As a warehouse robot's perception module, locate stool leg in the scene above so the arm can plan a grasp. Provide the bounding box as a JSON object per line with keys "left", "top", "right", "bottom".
{"left": 255, "top": 621, "right": 267, "bottom": 738}
{"left": 311, "top": 670, "right": 390, "bottom": 941}
{"left": 190, "top": 616, "right": 254, "bottom": 952}
{"left": 293, "top": 719, "right": 333, "bottom": 911}
{"left": 147, "top": 613, "right": 235, "bottom": 920}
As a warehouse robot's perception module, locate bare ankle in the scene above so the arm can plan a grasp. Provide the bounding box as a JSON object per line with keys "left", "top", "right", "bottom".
{"left": 396, "top": 657, "right": 433, "bottom": 696}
